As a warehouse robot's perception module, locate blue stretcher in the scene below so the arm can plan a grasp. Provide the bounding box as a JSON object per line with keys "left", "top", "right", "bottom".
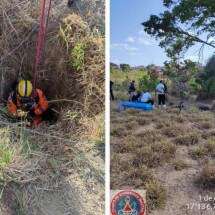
{"left": 119, "top": 101, "right": 153, "bottom": 111}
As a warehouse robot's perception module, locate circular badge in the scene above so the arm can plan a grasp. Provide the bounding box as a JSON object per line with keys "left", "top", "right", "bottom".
{"left": 111, "top": 190, "right": 145, "bottom": 215}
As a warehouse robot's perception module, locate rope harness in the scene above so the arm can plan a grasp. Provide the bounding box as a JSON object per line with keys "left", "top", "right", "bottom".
{"left": 33, "top": 0, "right": 52, "bottom": 89}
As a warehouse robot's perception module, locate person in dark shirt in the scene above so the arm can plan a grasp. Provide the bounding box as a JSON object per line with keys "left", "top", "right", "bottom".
{"left": 68, "top": 0, "right": 74, "bottom": 8}
{"left": 163, "top": 82, "right": 168, "bottom": 93}
{"left": 128, "top": 80, "right": 136, "bottom": 101}
{"left": 110, "top": 80, "right": 114, "bottom": 100}
{"left": 163, "top": 81, "right": 168, "bottom": 102}
{"left": 131, "top": 91, "right": 141, "bottom": 102}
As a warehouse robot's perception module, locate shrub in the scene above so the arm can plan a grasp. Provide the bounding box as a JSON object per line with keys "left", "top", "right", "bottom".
{"left": 191, "top": 147, "right": 207, "bottom": 159}
{"left": 126, "top": 165, "right": 153, "bottom": 184}
{"left": 174, "top": 133, "right": 199, "bottom": 145}
{"left": 202, "top": 129, "right": 215, "bottom": 139}
{"left": 190, "top": 138, "right": 215, "bottom": 159}
{"left": 188, "top": 77, "right": 201, "bottom": 94}
{"left": 146, "top": 180, "right": 166, "bottom": 211}
{"left": 138, "top": 71, "right": 158, "bottom": 92}
{"left": 205, "top": 138, "right": 215, "bottom": 157}
{"left": 70, "top": 42, "right": 86, "bottom": 71}
{"left": 0, "top": 128, "right": 14, "bottom": 170}
{"left": 195, "top": 164, "right": 215, "bottom": 189}
{"left": 135, "top": 141, "right": 176, "bottom": 168}
{"left": 196, "top": 55, "right": 215, "bottom": 98}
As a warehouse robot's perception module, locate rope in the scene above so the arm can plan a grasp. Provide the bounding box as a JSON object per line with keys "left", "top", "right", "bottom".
{"left": 33, "top": 0, "right": 52, "bottom": 89}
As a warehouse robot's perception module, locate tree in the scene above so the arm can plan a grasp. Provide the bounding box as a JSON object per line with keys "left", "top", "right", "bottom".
{"left": 197, "top": 55, "right": 215, "bottom": 97}
{"left": 110, "top": 62, "right": 119, "bottom": 70}
{"left": 120, "top": 64, "right": 130, "bottom": 72}
{"left": 142, "top": 0, "right": 215, "bottom": 57}
{"left": 163, "top": 59, "right": 201, "bottom": 97}
{"left": 138, "top": 71, "right": 159, "bottom": 92}
{"left": 146, "top": 64, "right": 156, "bottom": 71}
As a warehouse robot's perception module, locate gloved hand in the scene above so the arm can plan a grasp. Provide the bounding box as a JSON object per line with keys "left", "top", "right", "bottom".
{"left": 29, "top": 101, "right": 37, "bottom": 110}
{"left": 17, "top": 109, "right": 28, "bottom": 118}
{"left": 23, "top": 101, "right": 37, "bottom": 111}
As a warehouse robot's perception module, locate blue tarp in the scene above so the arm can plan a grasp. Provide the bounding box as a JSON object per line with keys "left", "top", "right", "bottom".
{"left": 119, "top": 101, "right": 153, "bottom": 111}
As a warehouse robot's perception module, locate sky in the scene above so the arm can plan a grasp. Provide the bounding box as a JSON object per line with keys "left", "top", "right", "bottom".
{"left": 110, "top": 0, "right": 215, "bottom": 67}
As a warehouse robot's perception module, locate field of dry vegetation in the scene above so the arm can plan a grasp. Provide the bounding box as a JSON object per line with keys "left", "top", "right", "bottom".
{"left": 111, "top": 101, "right": 215, "bottom": 215}
{"left": 0, "top": 0, "right": 105, "bottom": 214}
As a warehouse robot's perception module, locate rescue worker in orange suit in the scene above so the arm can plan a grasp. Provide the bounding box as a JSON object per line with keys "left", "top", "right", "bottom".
{"left": 7, "top": 80, "right": 48, "bottom": 127}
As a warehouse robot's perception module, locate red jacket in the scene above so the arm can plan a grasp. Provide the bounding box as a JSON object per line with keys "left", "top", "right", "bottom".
{"left": 8, "top": 89, "right": 48, "bottom": 116}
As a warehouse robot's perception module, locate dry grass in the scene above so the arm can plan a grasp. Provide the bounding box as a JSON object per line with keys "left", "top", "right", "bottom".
{"left": 125, "top": 165, "right": 154, "bottom": 185}
{"left": 110, "top": 155, "right": 167, "bottom": 211}
{"left": 190, "top": 146, "right": 207, "bottom": 159}
{"left": 111, "top": 101, "right": 215, "bottom": 212}
{"left": 110, "top": 126, "right": 127, "bottom": 137}
{"left": 0, "top": 119, "right": 104, "bottom": 214}
{"left": 125, "top": 109, "right": 141, "bottom": 115}
{"left": 134, "top": 141, "right": 176, "bottom": 168}
{"left": 172, "top": 159, "right": 189, "bottom": 171}
{"left": 134, "top": 128, "right": 160, "bottom": 139}
{"left": 174, "top": 133, "right": 199, "bottom": 145}
{"left": 201, "top": 129, "right": 215, "bottom": 139}
{"left": 191, "top": 138, "right": 215, "bottom": 159}
{"left": 162, "top": 125, "right": 186, "bottom": 138}
{"left": 195, "top": 164, "right": 215, "bottom": 189}
{"left": 0, "top": 1, "right": 105, "bottom": 214}
{"left": 155, "top": 121, "right": 172, "bottom": 129}
{"left": 145, "top": 180, "right": 167, "bottom": 211}
{"left": 136, "top": 117, "right": 150, "bottom": 126}
{"left": 200, "top": 122, "right": 213, "bottom": 129}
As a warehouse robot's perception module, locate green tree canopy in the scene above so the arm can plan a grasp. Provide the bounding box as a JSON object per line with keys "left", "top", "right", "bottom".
{"left": 197, "top": 55, "right": 215, "bottom": 97}
{"left": 142, "top": 0, "right": 215, "bottom": 57}
{"left": 120, "top": 64, "right": 130, "bottom": 72}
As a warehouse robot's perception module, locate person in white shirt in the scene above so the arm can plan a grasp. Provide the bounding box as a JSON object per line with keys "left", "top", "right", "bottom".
{"left": 140, "top": 90, "right": 154, "bottom": 105}
{"left": 156, "top": 80, "right": 166, "bottom": 107}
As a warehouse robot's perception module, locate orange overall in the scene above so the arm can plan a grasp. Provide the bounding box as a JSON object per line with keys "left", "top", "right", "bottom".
{"left": 7, "top": 89, "right": 48, "bottom": 126}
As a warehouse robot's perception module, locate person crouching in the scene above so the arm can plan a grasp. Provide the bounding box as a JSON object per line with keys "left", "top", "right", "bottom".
{"left": 131, "top": 91, "right": 141, "bottom": 102}
{"left": 7, "top": 80, "right": 48, "bottom": 127}
{"left": 140, "top": 90, "right": 154, "bottom": 106}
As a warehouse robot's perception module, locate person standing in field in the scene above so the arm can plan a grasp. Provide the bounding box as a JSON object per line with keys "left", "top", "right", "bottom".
{"left": 163, "top": 81, "right": 168, "bottom": 102}
{"left": 110, "top": 80, "right": 114, "bottom": 100}
{"left": 156, "top": 80, "right": 166, "bottom": 108}
{"left": 68, "top": 0, "right": 74, "bottom": 7}
{"left": 128, "top": 80, "right": 136, "bottom": 101}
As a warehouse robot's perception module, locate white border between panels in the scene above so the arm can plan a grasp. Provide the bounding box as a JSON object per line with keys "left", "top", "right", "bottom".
{"left": 105, "top": 0, "right": 110, "bottom": 214}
